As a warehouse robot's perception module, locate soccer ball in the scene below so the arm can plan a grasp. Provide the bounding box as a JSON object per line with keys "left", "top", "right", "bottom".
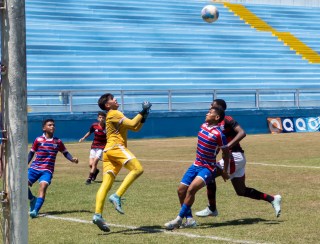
{"left": 201, "top": 5, "right": 219, "bottom": 23}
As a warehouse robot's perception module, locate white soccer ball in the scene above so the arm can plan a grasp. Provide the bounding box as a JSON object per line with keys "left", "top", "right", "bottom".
{"left": 201, "top": 5, "right": 219, "bottom": 23}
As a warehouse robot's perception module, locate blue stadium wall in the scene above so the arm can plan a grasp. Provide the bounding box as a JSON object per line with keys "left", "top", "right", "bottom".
{"left": 28, "top": 108, "right": 320, "bottom": 143}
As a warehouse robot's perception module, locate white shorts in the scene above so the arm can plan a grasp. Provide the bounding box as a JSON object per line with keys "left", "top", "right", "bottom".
{"left": 217, "top": 152, "right": 246, "bottom": 180}
{"left": 89, "top": 148, "right": 103, "bottom": 160}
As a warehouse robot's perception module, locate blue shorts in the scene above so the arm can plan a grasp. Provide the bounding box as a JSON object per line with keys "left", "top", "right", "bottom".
{"left": 28, "top": 168, "right": 53, "bottom": 186}
{"left": 181, "top": 164, "right": 215, "bottom": 186}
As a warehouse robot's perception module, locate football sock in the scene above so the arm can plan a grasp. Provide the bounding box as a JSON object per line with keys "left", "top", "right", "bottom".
{"left": 28, "top": 188, "right": 34, "bottom": 200}
{"left": 34, "top": 197, "right": 44, "bottom": 212}
{"left": 179, "top": 204, "right": 191, "bottom": 219}
{"left": 207, "top": 180, "right": 217, "bottom": 211}
{"left": 244, "top": 187, "right": 274, "bottom": 202}
{"left": 116, "top": 158, "right": 143, "bottom": 197}
{"left": 185, "top": 208, "right": 193, "bottom": 219}
{"left": 95, "top": 172, "right": 114, "bottom": 214}
{"left": 88, "top": 172, "right": 94, "bottom": 180}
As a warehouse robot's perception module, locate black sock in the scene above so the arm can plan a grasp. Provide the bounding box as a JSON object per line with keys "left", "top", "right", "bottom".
{"left": 244, "top": 187, "right": 274, "bottom": 202}
{"left": 88, "top": 173, "right": 94, "bottom": 180}
{"left": 207, "top": 181, "right": 217, "bottom": 211}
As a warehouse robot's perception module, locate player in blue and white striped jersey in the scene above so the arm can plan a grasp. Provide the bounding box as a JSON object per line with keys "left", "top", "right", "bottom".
{"left": 28, "top": 119, "right": 78, "bottom": 218}
{"left": 164, "top": 106, "right": 230, "bottom": 230}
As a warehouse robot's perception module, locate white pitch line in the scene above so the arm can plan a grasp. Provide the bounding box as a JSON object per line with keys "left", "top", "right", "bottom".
{"left": 248, "top": 162, "right": 320, "bottom": 169}
{"left": 44, "top": 215, "right": 272, "bottom": 244}
{"left": 64, "top": 142, "right": 320, "bottom": 169}
{"left": 138, "top": 158, "right": 320, "bottom": 169}
{"left": 66, "top": 137, "right": 196, "bottom": 146}
{"left": 61, "top": 142, "right": 320, "bottom": 169}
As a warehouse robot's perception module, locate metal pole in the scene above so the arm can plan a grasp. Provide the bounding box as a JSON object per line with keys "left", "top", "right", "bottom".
{"left": 213, "top": 89, "right": 217, "bottom": 101}
{"left": 295, "top": 89, "right": 300, "bottom": 108}
{"left": 168, "top": 90, "right": 172, "bottom": 111}
{"left": 255, "top": 89, "right": 260, "bottom": 109}
{"left": 1, "top": 0, "right": 28, "bottom": 243}
{"left": 120, "top": 90, "right": 124, "bottom": 112}
{"left": 69, "top": 91, "right": 73, "bottom": 113}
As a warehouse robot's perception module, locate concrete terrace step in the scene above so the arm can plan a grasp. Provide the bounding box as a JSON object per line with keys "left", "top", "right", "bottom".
{"left": 26, "top": 66, "right": 320, "bottom": 72}
{"left": 26, "top": 44, "right": 294, "bottom": 53}
{"left": 26, "top": 79, "right": 320, "bottom": 91}
{"left": 26, "top": 50, "right": 299, "bottom": 58}
{"left": 26, "top": 56, "right": 309, "bottom": 64}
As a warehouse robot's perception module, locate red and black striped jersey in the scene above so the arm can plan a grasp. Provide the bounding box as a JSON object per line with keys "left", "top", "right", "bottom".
{"left": 89, "top": 122, "right": 106, "bottom": 149}
{"left": 218, "top": 115, "right": 244, "bottom": 153}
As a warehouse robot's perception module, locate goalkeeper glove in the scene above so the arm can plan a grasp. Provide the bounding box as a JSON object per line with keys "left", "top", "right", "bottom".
{"left": 139, "top": 101, "right": 152, "bottom": 116}
{"left": 141, "top": 111, "right": 149, "bottom": 123}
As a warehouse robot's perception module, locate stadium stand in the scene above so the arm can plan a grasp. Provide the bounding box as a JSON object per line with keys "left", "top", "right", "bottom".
{"left": 24, "top": 0, "right": 320, "bottom": 112}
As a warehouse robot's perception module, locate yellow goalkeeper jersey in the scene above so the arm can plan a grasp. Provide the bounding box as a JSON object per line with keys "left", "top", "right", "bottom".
{"left": 105, "top": 110, "right": 143, "bottom": 150}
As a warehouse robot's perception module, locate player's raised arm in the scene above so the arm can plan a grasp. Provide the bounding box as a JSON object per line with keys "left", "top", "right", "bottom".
{"left": 122, "top": 101, "right": 152, "bottom": 129}
{"left": 140, "top": 101, "right": 152, "bottom": 123}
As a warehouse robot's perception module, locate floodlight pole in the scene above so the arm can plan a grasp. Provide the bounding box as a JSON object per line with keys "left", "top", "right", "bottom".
{"left": 1, "top": 0, "right": 28, "bottom": 243}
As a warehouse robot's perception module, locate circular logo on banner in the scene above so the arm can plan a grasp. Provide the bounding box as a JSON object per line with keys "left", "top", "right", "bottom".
{"left": 268, "top": 118, "right": 282, "bottom": 133}
{"left": 282, "top": 118, "right": 294, "bottom": 132}
{"left": 307, "top": 117, "right": 319, "bottom": 131}
{"left": 295, "top": 118, "right": 307, "bottom": 131}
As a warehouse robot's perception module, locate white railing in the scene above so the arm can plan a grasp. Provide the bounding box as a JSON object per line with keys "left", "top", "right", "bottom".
{"left": 27, "top": 88, "right": 320, "bottom": 113}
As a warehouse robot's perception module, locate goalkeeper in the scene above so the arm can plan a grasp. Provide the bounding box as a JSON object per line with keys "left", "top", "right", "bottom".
{"left": 92, "top": 93, "right": 152, "bottom": 232}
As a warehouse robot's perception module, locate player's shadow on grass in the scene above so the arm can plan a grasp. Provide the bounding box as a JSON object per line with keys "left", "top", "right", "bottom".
{"left": 200, "top": 218, "right": 281, "bottom": 228}
{"left": 44, "top": 209, "right": 92, "bottom": 215}
{"left": 97, "top": 219, "right": 283, "bottom": 236}
{"left": 94, "top": 179, "right": 123, "bottom": 183}
{"left": 88, "top": 179, "right": 122, "bottom": 184}
{"left": 98, "top": 225, "right": 164, "bottom": 236}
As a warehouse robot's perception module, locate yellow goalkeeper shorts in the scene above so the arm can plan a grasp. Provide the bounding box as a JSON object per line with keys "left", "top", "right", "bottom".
{"left": 102, "top": 145, "right": 136, "bottom": 176}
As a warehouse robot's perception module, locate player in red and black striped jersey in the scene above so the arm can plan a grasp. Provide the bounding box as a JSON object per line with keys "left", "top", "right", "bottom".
{"left": 196, "top": 99, "right": 282, "bottom": 218}
{"left": 79, "top": 112, "right": 106, "bottom": 184}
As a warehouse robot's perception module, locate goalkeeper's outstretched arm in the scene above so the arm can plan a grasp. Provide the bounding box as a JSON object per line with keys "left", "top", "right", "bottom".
{"left": 122, "top": 114, "right": 143, "bottom": 129}
{"left": 122, "top": 101, "right": 152, "bottom": 130}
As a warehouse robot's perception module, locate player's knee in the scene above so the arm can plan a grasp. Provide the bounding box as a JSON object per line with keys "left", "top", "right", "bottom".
{"left": 132, "top": 166, "right": 144, "bottom": 177}
{"left": 235, "top": 188, "right": 246, "bottom": 196}
{"left": 177, "top": 187, "right": 185, "bottom": 198}
{"left": 136, "top": 167, "right": 144, "bottom": 176}
{"left": 207, "top": 180, "right": 216, "bottom": 190}
{"left": 187, "top": 187, "right": 197, "bottom": 197}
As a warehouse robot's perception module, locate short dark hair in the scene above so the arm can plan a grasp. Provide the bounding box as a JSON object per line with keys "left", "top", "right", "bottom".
{"left": 213, "top": 99, "right": 227, "bottom": 111}
{"left": 98, "top": 111, "right": 106, "bottom": 117}
{"left": 98, "top": 93, "right": 113, "bottom": 110}
{"left": 212, "top": 106, "right": 225, "bottom": 123}
{"left": 42, "top": 118, "right": 54, "bottom": 128}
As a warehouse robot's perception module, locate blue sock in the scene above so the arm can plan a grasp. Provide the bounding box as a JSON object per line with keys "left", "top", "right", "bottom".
{"left": 179, "top": 204, "right": 191, "bottom": 219}
{"left": 34, "top": 197, "right": 45, "bottom": 213}
{"left": 186, "top": 208, "right": 193, "bottom": 219}
{"left": 28, "top": 188, "right": 34, "bottom": 200}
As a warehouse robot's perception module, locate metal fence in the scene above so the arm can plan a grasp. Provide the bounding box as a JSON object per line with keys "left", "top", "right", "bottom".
{"left": 27, "top": 88, "right": 320, "bottom": 113}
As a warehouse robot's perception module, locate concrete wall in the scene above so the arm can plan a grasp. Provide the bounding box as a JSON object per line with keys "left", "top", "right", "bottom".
{"left": 28, "top": 108, "right": 320, "bottom": 143}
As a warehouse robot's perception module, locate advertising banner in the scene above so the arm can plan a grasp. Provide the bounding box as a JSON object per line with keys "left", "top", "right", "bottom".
{"left": 267, "top": 117, "right": 320, "bottom": 133}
